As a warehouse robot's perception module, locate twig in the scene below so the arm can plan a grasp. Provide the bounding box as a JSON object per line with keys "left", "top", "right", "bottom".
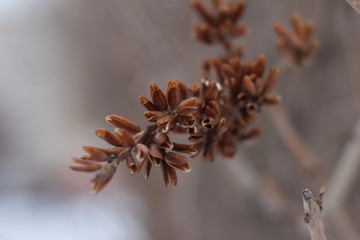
{"left": 267, "top": 104, "right": 318, "bottom": 173}
{"left": 325, "top": 117, "right": 360, "bottom": 213}
{"left": 224, "top": 151, "right": 298, "bottom": 220}
{"left": 302, "top": 188, "right": 327, "bottom": 240}
{"left": 346, "top": 0, "right": 360, "bottom": 14}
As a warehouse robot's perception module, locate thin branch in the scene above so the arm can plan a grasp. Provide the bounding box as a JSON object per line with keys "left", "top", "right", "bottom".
{"left": 302, "top": 188, "right": 327, "bottom": 240}
{"left": 325, "top": 116, "right": 360, "bottom": 213}
{"left": 267, "top": 104, "right": 318, "bottom": 173}
{"left": 224, "top": 151, "right": 298, "bottom": 220}
{"left": 346, "top": 0, "right": 360, "bottom": 14}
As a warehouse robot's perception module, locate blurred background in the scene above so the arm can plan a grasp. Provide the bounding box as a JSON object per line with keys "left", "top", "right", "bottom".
{"left": 0, "top": 0, "right": 360, "bottom": 239}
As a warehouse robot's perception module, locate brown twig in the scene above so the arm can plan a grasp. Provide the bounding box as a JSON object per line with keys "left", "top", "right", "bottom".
{"left": 224, "top": 151, "right": 298, "bottom": 220}
{"left": 267, "top": 104, "right": 318, "bottom": 173}
{"left": 302, "top": 188, "right": 327, "bottom": 240}
{"left": 346, "top": 0, "right": 360, "bottom": 14}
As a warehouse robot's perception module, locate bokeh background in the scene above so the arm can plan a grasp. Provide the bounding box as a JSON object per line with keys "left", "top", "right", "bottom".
{"left": 1, "top": 0, "right": 360, "bottom": 239}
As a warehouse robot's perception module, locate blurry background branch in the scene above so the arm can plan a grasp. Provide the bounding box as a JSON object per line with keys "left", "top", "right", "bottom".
{"left": 325, "top": 116, "right": 360, "bottom": 213}
{"left": 267, "top": 104, "right": 318, "bottom": 173}
{"left": 346, "top": 0, "right": 360, "bottom": 14}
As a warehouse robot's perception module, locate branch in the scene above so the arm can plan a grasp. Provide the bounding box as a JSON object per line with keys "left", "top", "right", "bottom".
{"left": 267, "top": 104, "right": 318, "bottom": 173}
{"left": 224, "top": 151, "right": 297, "bottom": 220}
{"left": 346, "top": 0, "right": 360, "bottom": 14}
{"left": 325, "top": 116, "right": 360, "bottom": 213}
{"left": 302, "top": 188, "right": 327, "bottom": 240}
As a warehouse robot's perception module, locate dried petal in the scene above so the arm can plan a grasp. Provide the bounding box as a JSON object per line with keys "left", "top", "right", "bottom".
{"left": 114, "top": 128, "right": 135, "bottom": 147}
{"left": 150, "top": 83, "right": 168, "bottom": 111}
{"left": 157, "top": 115, "right": 176, "bottom": 127}
{"left": 243, "top": 75, "right": 257, "bottom": 96}
{"left": 126, "top": 155, "right": 137, "bottom": 175}
{"left": 149, "top": 155, "right": 162, "bottom": 166}
{"left": 96, "top": 129, "right": 123, "bottom": 146}
{"left": 70, "top": 158, "right": 102, "bottom": 172}
{"left": 106, "top": 115, "right": 140, "bottom": 134}
{"left": 144, "top": 111, "right": 165, "bottom": 122}
{"left": 261, "top": 67, "right": 280, "bottom": 95}
{"left": 83, "top": 146, "right": 108, "bottom": 162}
{"left": 167, "top": 79, "right": 181, "bottom": 110}
{"left": 91, "top": 165, "right": 116, "bottom": 194}
{"left": 263, "top": 95, "right": 282, "bottom": 105}
{"left": 144, "top": 158, "right": 152, "bottom": 179}
{"left": 190, "top": 0, "right": 214, "bottom": 25}
{"left": 252, "top": 55, "right": 266, "bottom": 77}
{"left": 178, "top": 97, "right": 199, "bottom": 108}
{"left": 154, "top": 132, "right": 167, "bottom": 145}
{"left": 165, "top": 152, "right": 191, "bottom": 172}
{"left": 135, "top": 144, "right": 149, "bottom": 162}
{"left": 172, "top": 142, "right": 198, "bottom": 155}
{"left": 138, "top": 96, "right": 157, "bottom": 111}
{"left": 149, "top": 143, "right": 163, "bottom": 159}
